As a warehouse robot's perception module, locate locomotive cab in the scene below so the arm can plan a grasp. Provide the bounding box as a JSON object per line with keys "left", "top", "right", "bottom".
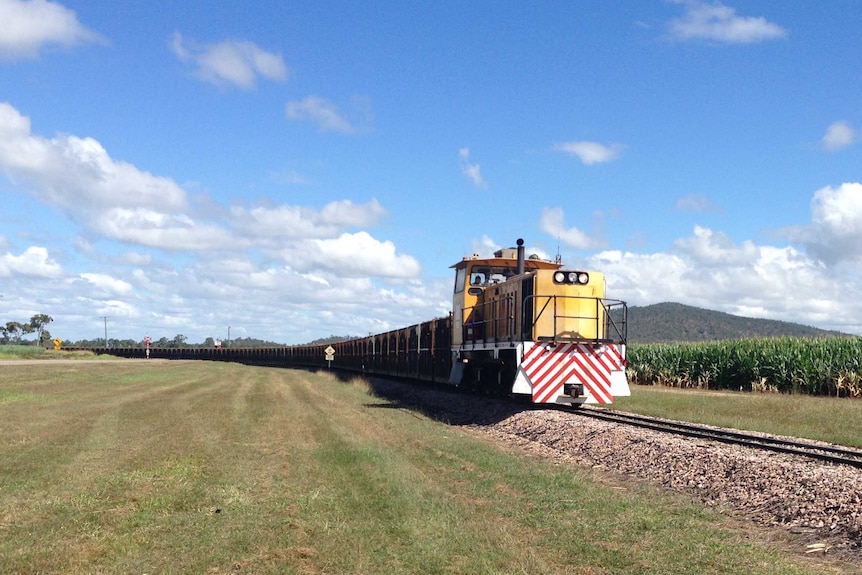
{"left": 449, "top": 239, "right": 630, "bottom": 405}
{"left": 450, "top": 245, "right": 554, "bottom": 346}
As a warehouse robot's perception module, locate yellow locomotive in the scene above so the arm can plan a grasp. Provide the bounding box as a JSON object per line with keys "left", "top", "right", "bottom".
{"left": 449, "top": 239, "right": 630, "bottom": 405}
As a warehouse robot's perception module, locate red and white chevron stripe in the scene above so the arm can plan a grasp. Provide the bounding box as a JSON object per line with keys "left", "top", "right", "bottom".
{"left": 522, "top": 342, "right": 625, "bottom": 404}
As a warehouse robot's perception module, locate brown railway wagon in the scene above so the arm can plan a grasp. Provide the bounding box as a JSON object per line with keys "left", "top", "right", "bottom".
{"left": 67, "top": 316, "right": 454, "bottom": 386}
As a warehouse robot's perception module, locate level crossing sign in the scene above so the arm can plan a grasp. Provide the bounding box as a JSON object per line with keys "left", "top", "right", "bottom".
{"left": 324, "top": 345, "right": 335, "bottom": 362}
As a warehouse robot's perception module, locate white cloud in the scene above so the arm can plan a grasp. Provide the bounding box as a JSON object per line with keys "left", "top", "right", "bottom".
{"left": 0, "top": 246, "right": 63, "bottom": 278}
{"left": 230, "top": 199, "right": 387, "bottom": 240}
{"left": 821, "top": 121, "right": 856, "bottom": 151}
{"left": 287, "top": 232, "right": 422, "bottom": 278}
{"left": 269, "top": 169, "right": 314, "bottom": 186}
{"left": 79, "top": 273, "right": 133, "bottom": 295}
{"left": 0, "top": 103, "right": 188, "bottom": 211}
{"left": 319, "top": 198, "right": 387, "bottom": 227}
{"left": 470, "top": 235, "right": 502, "bottom": 258}
{"left": 285, "top": 96, "right": 356, "bottom": 133}
{"left": 0, "top": 102, "right": 235, "bottom": 251}
{"left": 591, "top": 228, "right": 856, "bottom": 332}
{"left": 539, "top": 207, "right": 606, "bottom": 250}
{"left": 90, "top": 298, "right": 137, "bottom": 320}
{"left": 170, "top": 32, "right": 288, "bottom": 89}
{"left": 784, "top": 182, "right": 862, "bottom": 265}
{"left": 668, "top": 0, "right": 788, "bottom": 44}
{"left": 588, "top": 181, "right": 862, "bottom": 332}
{"left": 673, "top": 225, "right": 757, "bottom": 266}
{"left": 159, "top": 250, "right": 437, "bottom": 340}
{"left": 676, "top": 193, "right": 723, "bottom": 213}
{"left": 459, "top": 148, "right": 488, "bottom": 189}
{"left": 93, "top": 208, "right": 232, "bottom": 250}
{"left": 0, "top": 0, "right": 103, "bottom": 60}
{"left": 553, "top": 141, "right": 622, "bottom": 165}
{"left": 0, "top": 113, "right": 436, "bottom": 343}
{"left": 115, "top": 252, "right": 152, "bottom": 266}
{"left": 0, "top": 103, "right": 417, "bottom": 291}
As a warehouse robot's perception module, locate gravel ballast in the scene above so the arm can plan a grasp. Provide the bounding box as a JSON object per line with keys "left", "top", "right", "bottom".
{"left": 368, "top": 378, "right": 862, "bottom": 559}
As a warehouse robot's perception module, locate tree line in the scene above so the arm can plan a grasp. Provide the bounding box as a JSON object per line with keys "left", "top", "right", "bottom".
{"left": 2, "top": 314, "right": 326, "bottom": 349}
{"left": 1, "top": 314, "right": 53, "bottom": 345}
{"left": 64, "top": 335, "right": 289, "bottom": 349}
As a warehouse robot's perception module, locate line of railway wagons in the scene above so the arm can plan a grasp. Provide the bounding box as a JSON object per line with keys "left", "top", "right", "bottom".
{"left": 94, "top": 316, "right": 453, "bottom": 380}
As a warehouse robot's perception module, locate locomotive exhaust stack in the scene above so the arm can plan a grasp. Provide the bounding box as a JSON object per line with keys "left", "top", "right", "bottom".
{"left": 516, "top": 238, "right": 525, "bottom": 276}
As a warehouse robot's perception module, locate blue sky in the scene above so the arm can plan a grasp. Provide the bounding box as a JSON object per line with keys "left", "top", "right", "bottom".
{"left": 1, "top": 0, "right": 861, "bottom": 344}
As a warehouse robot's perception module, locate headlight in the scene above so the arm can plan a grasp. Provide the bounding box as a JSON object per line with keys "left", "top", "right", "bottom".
{"left": 553, "top": 270, "right": 590, "bottom": 284}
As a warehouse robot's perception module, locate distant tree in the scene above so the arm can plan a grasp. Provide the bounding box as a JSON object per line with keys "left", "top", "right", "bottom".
{"left": 155, "top": 336, "right": 170, "bottom": 348}
{"left": 171, "top": 334, "right": 187, "bottom": 348}
{"left": 29, "top": 314, "right": 53, "bottom": 345}
{"left": 4, "top": 321, "right": 24, "bottom": 344}
{"left": 306, "top": 335, "right": 359, "bottom": 345}
{"left": 226, "top": 336, "right": 289, "bottom": 348}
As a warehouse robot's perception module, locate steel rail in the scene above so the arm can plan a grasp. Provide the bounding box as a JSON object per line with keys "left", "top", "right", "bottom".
{"left": 574, "top": 407, "right": 862, "bottom": 469}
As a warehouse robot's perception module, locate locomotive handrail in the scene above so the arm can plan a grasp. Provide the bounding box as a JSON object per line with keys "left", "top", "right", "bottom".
{"left": 522, "top": 295, "right": 627, "bottom": 345}
{"left": 460, "top": 294, "right": 626, "bottom": 346}
{"left": 461, "top": 292, "right": 516, "bottom": 344}
{"left": 603, "top": 299, "right": 628, "bottom": 343}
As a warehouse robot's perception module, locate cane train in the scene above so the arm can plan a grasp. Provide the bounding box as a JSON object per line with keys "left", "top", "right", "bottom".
{"left": 83, "top": 239, "right": 630, "bottom": 405}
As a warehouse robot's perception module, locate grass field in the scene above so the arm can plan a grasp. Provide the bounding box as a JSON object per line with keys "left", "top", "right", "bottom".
{"left": 611, "top": 385, "right": 862, "bottom": 449}
{"left": 0, "top": 361, "right": 854, "bottom": 574}
{"left": 0, "top": 344, "right": 119, "bottom": 361}
{"left": 0, "top": 344, "right": 48, "bottom": 359}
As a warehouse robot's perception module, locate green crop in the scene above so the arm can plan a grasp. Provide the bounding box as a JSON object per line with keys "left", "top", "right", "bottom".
{"left": 627, "top": 337, "right": 862, "bottom": 396}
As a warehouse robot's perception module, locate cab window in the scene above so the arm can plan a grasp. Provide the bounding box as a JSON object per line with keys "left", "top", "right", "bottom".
{"left": 454, "top": 267, "right": 467, "bottom": 293}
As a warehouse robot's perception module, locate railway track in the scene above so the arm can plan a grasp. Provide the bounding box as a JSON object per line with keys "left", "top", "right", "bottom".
{"left": 575, "top": 407, "right": 862, "bottom": 469}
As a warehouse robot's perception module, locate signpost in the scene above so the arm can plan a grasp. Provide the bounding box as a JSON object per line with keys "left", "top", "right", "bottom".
{"left": 324, "top": 345, "right": 335, "bottom": 368}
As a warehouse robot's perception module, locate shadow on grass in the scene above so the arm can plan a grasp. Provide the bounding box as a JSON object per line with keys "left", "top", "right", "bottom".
{"left": 286, "top": 366, "right": 537, "bottom": 426}
{"left": 352, "top": 372, "right": 532, "bottom": 427}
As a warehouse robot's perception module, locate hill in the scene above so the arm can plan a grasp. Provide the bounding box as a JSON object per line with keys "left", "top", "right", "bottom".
{"left": 625, "top": 302, "right": 848, "bottom": 344}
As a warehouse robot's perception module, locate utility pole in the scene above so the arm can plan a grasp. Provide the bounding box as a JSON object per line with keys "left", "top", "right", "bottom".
{"left": 227, "top": 325, "right": 231, "bottom": 348}
{"left": 101, "top": 316, "right": 109, "bottom": 347}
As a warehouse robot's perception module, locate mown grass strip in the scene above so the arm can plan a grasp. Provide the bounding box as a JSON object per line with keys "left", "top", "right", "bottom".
{"left": 610, "top": 385, "right": 862, "bottom": 449}
{"left": 0, "top": 361, "right": 847, "bottom": 574}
